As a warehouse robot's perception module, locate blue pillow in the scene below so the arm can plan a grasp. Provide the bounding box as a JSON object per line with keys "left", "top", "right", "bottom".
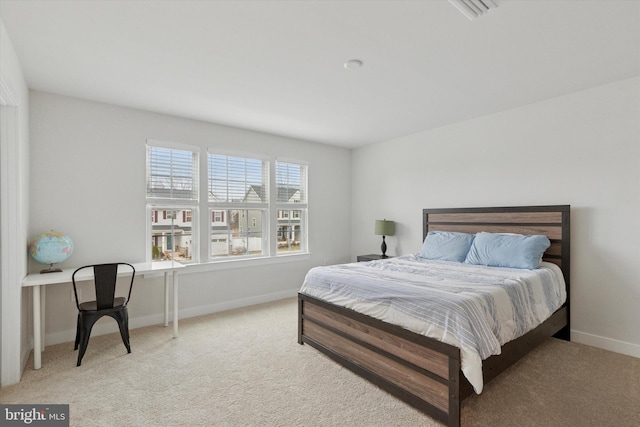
{"left": 419, "top": 231, "right": 475, "bottom": 262}
{"left": 464, "top": 232, "right": 550, "bottom": 269}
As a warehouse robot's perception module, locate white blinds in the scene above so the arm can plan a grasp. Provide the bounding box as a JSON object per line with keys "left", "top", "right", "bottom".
{"left": 276, "top": 161, "right": 307, "bottom": 204}
{"left": 208, "top": 154, "right": 267, "bottom": 203}
{"left": 147, "top": 145, "right": 199, "bottom": 201}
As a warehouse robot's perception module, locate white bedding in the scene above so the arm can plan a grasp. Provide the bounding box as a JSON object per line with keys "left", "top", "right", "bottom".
{"left": 299, "top": 255, "right": 567, "bottom": 394}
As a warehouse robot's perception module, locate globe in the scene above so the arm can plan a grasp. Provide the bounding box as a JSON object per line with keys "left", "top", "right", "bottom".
{"left": 29, "top": 231, "right": 74, "bottom": 273}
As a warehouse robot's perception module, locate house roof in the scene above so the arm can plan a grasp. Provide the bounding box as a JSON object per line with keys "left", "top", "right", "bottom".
{"left": 242, "top": 185, "right": 300, "bottom": 203}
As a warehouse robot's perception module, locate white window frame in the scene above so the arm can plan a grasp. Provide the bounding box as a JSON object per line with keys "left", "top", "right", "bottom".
{"left": 145, "top": 142, "right": 310, "bottom": 268}
{"left": 207, "top": 150, "right": 270, "bottom": 260}
{"left": 146, "top": 140, "right": 200, "bottom": 263}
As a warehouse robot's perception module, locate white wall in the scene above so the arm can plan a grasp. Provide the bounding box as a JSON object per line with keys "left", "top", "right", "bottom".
{"left": 29, "top": 91, "right": 351, "bottom": 345}
{"left": 0, "top": 18, "right": 30, "bottom": 385}
{"left": 351, "top": 76, "right": 640, "bottom": 357}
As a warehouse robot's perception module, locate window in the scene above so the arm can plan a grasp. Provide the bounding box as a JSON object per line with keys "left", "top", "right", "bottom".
{"left": 276, "top": 161, "right": 307, "bottom": 254}
{"left": 208, "top": 153, "right": 268, "bottom": 259}
{"left": 146, "top": 142, "right": 199, "bottom": 263}
{"left": 146, "top": 142, "right": 309, "bottom": 264}
{"left": 212, "top": 210, "right": 225, "bottom": 223}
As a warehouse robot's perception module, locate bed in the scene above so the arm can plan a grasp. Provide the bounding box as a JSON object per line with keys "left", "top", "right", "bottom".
{"left": 297, "top": 205, "right": 570, "bottom": 427}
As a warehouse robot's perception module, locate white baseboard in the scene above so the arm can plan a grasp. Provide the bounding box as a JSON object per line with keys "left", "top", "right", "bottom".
{"left": 176, "top": 289, "right": 298, "bottom": 320}
{"left": 571, "top": 329, "right": 640, "bottom": 359}
{"left": 44, "top": 289, "right": 299, "bottom": 347}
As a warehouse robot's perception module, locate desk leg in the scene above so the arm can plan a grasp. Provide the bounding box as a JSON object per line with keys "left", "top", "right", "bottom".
{"left": 173, "top": 270, "right": 179, "bottom": 338}
{"left": 33, "top": 285, "right": 42, "bottom": 370}
{"left": 41, "top": 286, "right": 46, "bottom": 352}
{"left": 164, "top": 272, "right": 169, "bottom": 327}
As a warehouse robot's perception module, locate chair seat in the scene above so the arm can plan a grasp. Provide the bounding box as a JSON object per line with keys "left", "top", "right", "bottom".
{"left": 79, "top": 297, "right": 126, "bottom": 312}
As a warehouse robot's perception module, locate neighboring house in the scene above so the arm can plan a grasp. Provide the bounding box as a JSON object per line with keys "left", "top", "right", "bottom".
{"left": 244, "top": 185, "right": 302, "bottom": 251}
{"left": 207, "top": 184, "right": 302, "bottom": 257}
{"left": 275, "top": 187, "right": 302, "bottom": 251}
{"left": 151, "top": 209, "right": 194, "bottom": 261}
{"left": 148, "top": 182, "right": 196, "bottom": 261}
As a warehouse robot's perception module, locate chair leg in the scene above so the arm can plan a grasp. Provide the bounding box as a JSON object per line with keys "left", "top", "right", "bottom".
{"left": 111, "top": 308, "right": 131, "bottom": 354}
{"left": 74, "top": 313, "right": 81, "bottom": 350}
{"left": 76, "top": 312, "right": 99, "bottom": 367}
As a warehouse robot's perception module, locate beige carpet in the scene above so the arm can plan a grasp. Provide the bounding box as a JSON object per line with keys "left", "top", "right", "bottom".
{"left": 1, "top": 298, "right": 639, "bottom": 426}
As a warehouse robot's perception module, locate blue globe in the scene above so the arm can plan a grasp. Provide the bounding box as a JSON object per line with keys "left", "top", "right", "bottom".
{"left": 29, "top": 231, "right": 74, "bottom": 270}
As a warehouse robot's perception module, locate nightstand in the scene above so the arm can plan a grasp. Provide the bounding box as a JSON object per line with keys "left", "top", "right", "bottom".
{"left": 357, "top": 254, "right": 393, "bottom": 262}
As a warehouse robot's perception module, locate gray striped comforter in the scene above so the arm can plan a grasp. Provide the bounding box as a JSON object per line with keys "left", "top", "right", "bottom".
{"left": 299, "top": 254, "right": 566, "bottom": 393}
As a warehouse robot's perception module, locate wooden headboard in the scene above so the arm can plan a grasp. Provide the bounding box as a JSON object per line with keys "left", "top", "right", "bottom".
{"left": 423, "top": 205, "right": 570, "bottom": 314}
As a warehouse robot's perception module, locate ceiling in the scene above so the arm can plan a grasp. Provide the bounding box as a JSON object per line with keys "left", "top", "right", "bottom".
{"left": 1, "top": 1, "right": 639, "bottom": 148}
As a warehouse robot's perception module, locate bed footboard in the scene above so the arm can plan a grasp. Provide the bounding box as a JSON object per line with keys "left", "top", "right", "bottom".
{"left": 298, "top": 293, "right": 463, "bottom": 427}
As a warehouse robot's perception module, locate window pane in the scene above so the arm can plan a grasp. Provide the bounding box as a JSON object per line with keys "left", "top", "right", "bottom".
{"left": 276, "top": 161, "right": 307, "bottom": 256}
{"left": 147, "top": 146, "right": 198, "bottom": 200}
{"left": 211, "top": 209, "right": 265, "bottom": 259}
{"left": 276, "top": 162, "right": 307, "bottom": 204}
{"left": 277, "top": 209, "right": 303, "bottom": 253}
{"left": 208, "top": 154, "right": 267, "bottom": 203}
{"left": 151, "top": 208, "right": 194, "bottom": 262}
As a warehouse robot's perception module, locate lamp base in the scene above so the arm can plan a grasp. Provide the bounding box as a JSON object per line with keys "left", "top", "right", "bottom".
{"left": 380, "top": 236, "right": 388, "bottom": 259}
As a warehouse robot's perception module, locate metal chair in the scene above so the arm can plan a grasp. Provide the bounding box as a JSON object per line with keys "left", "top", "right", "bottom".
{"left": 72, "top": 263, "right": 135, "bottom": 366}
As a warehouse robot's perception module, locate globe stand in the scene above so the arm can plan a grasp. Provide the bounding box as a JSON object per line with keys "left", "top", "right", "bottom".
{"left": 40, "top": 264, "right": 62, "bottom": 274}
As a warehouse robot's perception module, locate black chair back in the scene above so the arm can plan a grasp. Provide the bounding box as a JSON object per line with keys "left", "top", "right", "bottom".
{"left": 94, "top": 264, "right": 118, "bottom": 310}
{"left": 72, "top": 263, "right": 135, "bottom": 310}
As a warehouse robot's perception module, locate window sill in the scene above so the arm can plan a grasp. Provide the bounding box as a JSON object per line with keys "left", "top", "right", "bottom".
{"left": 181, "top": 253, "right": 311, "bottom": 274}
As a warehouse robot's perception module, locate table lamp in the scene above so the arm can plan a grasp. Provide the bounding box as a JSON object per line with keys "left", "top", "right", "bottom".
{"left": 375, "top": 219, "right": 395, "bottom": 258}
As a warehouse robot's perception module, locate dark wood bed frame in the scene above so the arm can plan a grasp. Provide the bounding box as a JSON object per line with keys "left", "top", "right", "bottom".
{"left": 298, "top": 205, "right": 570, "bottom": 427}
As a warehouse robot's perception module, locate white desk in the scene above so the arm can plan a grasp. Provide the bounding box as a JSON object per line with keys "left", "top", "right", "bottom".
{"left": 21, "top": 261, "right": 185, "bottom": 370}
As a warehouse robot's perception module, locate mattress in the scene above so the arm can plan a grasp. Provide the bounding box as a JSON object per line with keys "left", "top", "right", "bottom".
{"left": 299, "top": 255, "right": 567, "bottom": 393}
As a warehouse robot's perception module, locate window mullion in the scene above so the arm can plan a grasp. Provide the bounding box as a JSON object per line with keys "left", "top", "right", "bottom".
{"left": 269, "top": 157, "right": 277, "bottom": 256}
